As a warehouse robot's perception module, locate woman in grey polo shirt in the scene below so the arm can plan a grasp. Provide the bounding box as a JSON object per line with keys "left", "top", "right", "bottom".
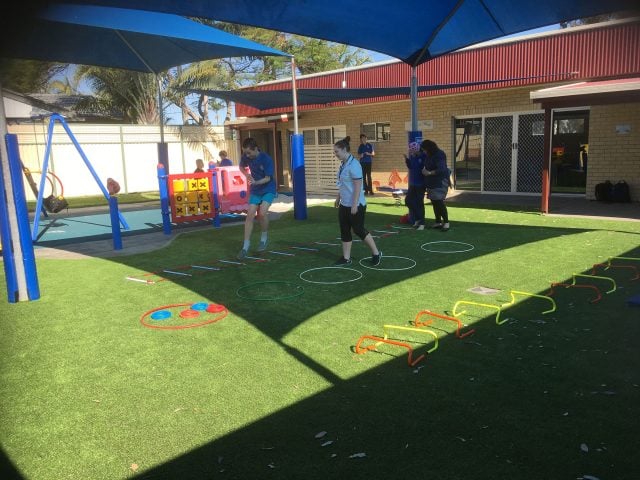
{"left": 333, "top": 137, "right": 382, "bottom": 266}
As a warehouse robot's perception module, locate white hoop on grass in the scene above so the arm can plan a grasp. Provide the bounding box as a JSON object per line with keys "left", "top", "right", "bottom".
{"left": 420, "top": 241, "right": 474, "bottom": 253}
{"left": 358, "top": 255, "right": 417, "bottom": 271}
{"left": 299, "top": 266, "right": 363, "bottom": 284}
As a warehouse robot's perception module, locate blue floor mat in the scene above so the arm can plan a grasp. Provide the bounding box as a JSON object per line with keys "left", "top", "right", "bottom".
{"left": 31, "top": 208, "right": 242, "bottom": 247}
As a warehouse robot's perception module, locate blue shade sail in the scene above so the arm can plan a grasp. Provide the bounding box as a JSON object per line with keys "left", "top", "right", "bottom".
{"left": 51, "top": 0, "right": 639, "bottom": 65}
{"left": 187, "top": 75, "right": 573, "bottom": 111}
{"left": 3, "top": 3, "right": 288, "bottom": 73}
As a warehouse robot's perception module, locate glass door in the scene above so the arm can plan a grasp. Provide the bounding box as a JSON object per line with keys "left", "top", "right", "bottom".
{"left": 551, "top": 110, "right": 589, "bottom": 194}
{"left": 453, "top": 118, "right": 482, "bottom": 190}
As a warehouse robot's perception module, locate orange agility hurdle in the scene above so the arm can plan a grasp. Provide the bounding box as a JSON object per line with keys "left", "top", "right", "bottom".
{"left": 355, "top": 335, "right": 426, "bottom": 367}
{"left": 413, "top": 309, "right": 476, "bottom": 338}
{"left": 546, "top": 282, "right": 602, "bottom": 304}
{"left": 592, "top": 263, "right": 640, "bottom": 281}
{"left": 355, "top": 325, "right": 438, "bottom": 367}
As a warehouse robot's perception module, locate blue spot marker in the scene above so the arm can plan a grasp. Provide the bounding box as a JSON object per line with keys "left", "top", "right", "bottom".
{"left": 150, "top": 310, "right": 171, "bottom": 320}
{"left": 191, "top": 302, "right": 208, "bottom": 311}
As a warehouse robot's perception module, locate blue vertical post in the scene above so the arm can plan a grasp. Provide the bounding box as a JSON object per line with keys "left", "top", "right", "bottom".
{"left": 157, "top": 164, "right": 171, "bottom": 235}
{"left": 0, "top": 142, "right": 18, "bottom": 302}
{"left": 291, "top": 133, "right": 307, "bottom": 220}
{"left": 6, "top": 134, "right": 39, "bottom": 301}
{"left": 109, "top": 196, "right": 122, "bottom": 250}
{"left": 208, "top": 162, "right": 221, "bottom": 228}
{"left": 157, "top": 142, "right": 169, "bottom": 174}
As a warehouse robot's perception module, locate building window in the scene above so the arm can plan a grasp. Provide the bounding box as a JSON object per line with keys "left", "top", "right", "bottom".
{"left": 303, "top": 129, "right": 316, "bottom": 145}
{"left": 318, "top": 128, "right": 332, "bottom": 145}
{"left": 553, "top": 118, "right": 584, "bottom": 135}
{"left": 361, "top": 122, "right": 391, "bottom": 142}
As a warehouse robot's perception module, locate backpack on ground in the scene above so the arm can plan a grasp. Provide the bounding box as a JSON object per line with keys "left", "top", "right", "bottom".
{"left": 611, "top": 180, "right": 631, "bottom": 203}
{"left": 594, "top": 180, "right": 613, "bottom": 202}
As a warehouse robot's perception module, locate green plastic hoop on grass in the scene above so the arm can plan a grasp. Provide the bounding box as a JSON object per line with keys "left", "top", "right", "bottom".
{"left": 236, "top": 281, "right": 305, "bottom": 301}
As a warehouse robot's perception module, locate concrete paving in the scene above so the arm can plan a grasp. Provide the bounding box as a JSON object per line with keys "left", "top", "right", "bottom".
{"left": 33, "top": 194, "right": 334, "bottom": 260}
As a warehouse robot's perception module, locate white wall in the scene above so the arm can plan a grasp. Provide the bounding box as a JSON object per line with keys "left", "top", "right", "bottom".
{"left": 7, "top": 122, "right": 236, "bottom": 200}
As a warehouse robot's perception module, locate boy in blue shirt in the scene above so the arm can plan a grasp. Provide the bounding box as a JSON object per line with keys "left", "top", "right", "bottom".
{"left": 237, "top": 138, "right": 277, "bottom": 258}
{"left": 357, "top": 134, "right": 375, "bottom": 196}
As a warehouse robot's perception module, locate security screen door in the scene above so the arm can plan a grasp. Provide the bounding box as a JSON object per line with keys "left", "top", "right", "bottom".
{"left": 483, "top": 113, "right": 544, "bottom": 193}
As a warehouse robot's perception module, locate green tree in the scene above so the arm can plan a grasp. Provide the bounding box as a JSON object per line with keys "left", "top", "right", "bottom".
{"left": 55, "top": 23, "right": 372, "bottom": 127}
{"left": 47, "top": 71, "right": 81, "bottom": 95}
{"left": 560, "top": 12, "right": 633, "bottom": 28}
{"left": 171, "top": 22, "right": 371, "bottom": 125}
{"left": 73, "top": 66, "right": 159, "bottom": 124}
{"left": 0, "top": 59, "right": 65, "bottom": 93}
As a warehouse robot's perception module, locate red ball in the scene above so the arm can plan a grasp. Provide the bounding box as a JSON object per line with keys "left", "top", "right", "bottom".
{"left": 107, "top": 178, "right": 121, "bottom": 195}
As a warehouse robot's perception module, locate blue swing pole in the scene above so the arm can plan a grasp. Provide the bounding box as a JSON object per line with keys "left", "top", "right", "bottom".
{"left": 31, "top": 115, "right": 56, "bottom": 241}
{"left": 32, "top": 114, "right": 130, "bottom": 241}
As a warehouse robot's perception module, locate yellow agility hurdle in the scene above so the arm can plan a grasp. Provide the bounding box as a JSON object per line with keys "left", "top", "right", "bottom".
{"left": 382, "top": 325, "right": 439, "bottom": 354}
{"left": 500, "top": 290, "right": 556, "bottom": 315}
{"left": 453, "top": 300, "right": 505, "bottom": 325}
{"left": 572, "top": 273, "right": 616, "bottom": 294}
{"left": 608, "top": 256, "right": 640, "bottom": 264}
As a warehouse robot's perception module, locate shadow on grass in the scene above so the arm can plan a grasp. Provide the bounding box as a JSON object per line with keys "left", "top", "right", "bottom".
{"left": 9, "top": 204, "right": 640, "bottom": 479}
{"left": 128, "top": 248, "right": 640, "bottom": 479}
{"left": 101, "top": 207, "right": 637, "bottom": 479}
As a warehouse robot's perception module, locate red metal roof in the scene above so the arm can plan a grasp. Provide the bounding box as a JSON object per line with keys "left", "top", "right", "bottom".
{"left": 235, "top": 20, "right": 640, "bottom": 117}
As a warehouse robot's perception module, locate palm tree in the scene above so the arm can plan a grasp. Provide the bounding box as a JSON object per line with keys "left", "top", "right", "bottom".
{"left": 74, "top": 66, "right": 159, "bottom": 124}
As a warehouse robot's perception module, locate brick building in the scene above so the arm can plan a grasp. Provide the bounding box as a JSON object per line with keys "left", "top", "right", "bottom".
{"left": 227, "top": 19, "right": 640, "bottom": 204}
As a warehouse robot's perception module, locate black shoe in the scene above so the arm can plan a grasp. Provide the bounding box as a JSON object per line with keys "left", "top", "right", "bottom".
{"left": 371, "top": 251, "right": 382, "bottom": 266}
{"left": 335, "top": 257, "right": 352, "bottom": 266}
{"left": 431, "top": 223, "right": 443, "bottom": 229}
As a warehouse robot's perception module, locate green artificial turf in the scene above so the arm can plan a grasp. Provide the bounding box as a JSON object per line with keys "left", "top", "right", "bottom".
{"left": 1, "top": 199, "right": 639, "bottom": 479}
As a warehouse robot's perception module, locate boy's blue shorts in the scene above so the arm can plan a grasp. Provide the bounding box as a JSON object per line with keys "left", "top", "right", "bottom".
{"left": 249, "top": 192, "right": 276, "bottom": 205}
